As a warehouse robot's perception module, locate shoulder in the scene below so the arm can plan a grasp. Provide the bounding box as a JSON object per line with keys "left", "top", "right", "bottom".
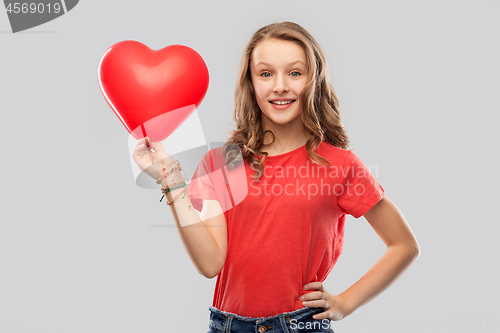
{"left": 203, "top": 145, "right": 243, "bottom": 170}
{"left": 315, "top": 140, "right": 352, "bottom": 164}
{"left": 198, "top": 146, "right": 225, "bottom": 163}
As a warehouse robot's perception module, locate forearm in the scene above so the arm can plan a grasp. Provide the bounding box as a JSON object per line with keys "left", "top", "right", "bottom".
{"left": 339, "top": 243, "right": 420, "bottom": 316}
{"left": 162, "top": 173, "right": 222, "bottom": 279}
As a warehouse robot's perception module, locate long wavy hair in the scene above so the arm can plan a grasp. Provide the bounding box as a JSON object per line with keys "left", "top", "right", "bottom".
{"left": 222, "top": 21, "right": 350, "bottom": 181}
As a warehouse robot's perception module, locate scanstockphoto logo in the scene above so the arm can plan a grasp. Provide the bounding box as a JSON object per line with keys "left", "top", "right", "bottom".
{"left": 3, "top": 0, "right": 79, "bottom": 33}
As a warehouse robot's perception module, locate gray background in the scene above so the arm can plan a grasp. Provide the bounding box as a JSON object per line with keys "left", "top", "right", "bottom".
{"left": 1, "top": 0, "right": 499, "bottom": 332}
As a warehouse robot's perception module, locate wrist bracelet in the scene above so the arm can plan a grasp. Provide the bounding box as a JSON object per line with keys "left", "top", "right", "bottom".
{"left": 160, "top": 181, "right": 192, "bottom": 207}
{"left": 156, "top": 160, "right": 187, "bottom": 185}
{"left": 157, "top": 160, "right": 192, "bottom": 208}
{"left": 159, "top": 182, "right": 185, "bottom": 202}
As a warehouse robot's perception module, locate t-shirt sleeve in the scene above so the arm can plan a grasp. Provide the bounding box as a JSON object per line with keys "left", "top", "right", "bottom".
{"left": 337, "top": 150, "right": 385, "bottom": 218}
{"left": 187, "top": 151, "right": 219, "bottom": 212}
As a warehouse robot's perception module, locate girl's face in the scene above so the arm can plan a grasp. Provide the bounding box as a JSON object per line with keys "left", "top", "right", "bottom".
{"left": 250, "top": 38, "right": 308, "bottom": 127}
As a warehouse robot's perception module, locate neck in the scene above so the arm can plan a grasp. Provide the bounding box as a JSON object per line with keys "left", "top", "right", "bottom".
{"left": 260, "top": 114, "right": 314, "bottom": 155}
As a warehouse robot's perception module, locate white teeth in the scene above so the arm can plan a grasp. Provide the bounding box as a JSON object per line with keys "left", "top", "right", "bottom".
{"left": 271, "top": 100, "right": 293, "bottom": 105}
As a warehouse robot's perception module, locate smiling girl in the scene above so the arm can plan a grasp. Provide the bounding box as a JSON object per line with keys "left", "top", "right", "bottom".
{"left": 133, "top": 21, "right": 420, "bottom": 333}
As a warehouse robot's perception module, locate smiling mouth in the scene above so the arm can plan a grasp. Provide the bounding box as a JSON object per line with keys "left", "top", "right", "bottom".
{"left": 270, "top": 100, "right": 295, "bottom": 105}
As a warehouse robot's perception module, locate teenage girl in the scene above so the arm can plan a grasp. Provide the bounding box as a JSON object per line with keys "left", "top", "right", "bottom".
{"left": 133, "top": 21, "right": 420, "bottom": 333}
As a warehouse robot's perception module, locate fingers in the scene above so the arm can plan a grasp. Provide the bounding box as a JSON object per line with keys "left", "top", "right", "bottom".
{"left": 133, "top": 141, "right": 168, "bottom": 164}
{"left": 133, "top": 141, "right": 154, "bottom": 155}
{"left": 133, "top": 138, "right": 174, "bottom": 168}
{"left": 300, "top": 291, "right": 324, "bottom": 301}
{"left": 133, "top": 143, "right": 147, "bottom": 155}
{"left": 135, "top": 137, "right": 147, "bottom": 147}
{"left": 134, "top": 137, "right": 155, "bottom": 157}
{"left": 132, "top": 144, "right": 149, "bottom": 161}
{"left": 304, "top": 282, "right": 324, "bottom": 291}
{"left": 135, "top": 136, "right": 154, "bottom": 149}
{"left": 150, "top": 141, "right": 166, "bottom": 153}
{"left": 148, "top": 142, "right": 171, "bottom": 162}
{"left": 135, "top": 137, "right": 167, "bottom": 153}
{"left": 301, "top": 298, "right": 329, "bottom": 310}
{"left": 312, "top": 309, "right": 331, "bottom": 320}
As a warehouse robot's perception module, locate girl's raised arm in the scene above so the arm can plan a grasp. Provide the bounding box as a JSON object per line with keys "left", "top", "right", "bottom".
{"left": 132, "top": 137, "right": 228, "bottom": 279}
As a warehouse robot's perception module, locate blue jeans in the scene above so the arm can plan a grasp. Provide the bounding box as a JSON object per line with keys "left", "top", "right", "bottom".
{"left": 207, "top": 306, "right": 335, "bottom": 333}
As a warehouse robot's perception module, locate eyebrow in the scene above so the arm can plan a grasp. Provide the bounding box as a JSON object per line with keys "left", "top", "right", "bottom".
{"left": 255, "top": 60, "right": 306, "bottom": 67}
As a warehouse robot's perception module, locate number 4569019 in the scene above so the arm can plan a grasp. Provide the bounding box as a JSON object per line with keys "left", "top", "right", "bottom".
{"left": 6, "top": 2, "right": 62, "bottom": 14}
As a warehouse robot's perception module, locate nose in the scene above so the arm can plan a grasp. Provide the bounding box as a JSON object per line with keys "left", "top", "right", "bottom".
{"left": 273, "top": 74, "right": 289, "bottom": 94}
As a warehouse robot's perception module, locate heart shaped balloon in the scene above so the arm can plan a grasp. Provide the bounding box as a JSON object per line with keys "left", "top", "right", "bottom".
{"left": 98, "top": 40, "right": 209, "bottom": 142}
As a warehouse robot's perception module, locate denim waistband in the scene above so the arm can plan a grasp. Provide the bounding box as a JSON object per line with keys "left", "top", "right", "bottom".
{"left": 208, "top": 306, "right": 324, "bottom": 324}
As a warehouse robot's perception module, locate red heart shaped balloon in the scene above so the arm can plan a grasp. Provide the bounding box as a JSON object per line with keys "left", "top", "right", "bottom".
{"left": 98, "top": 40, "right": 209, "bottom": 142}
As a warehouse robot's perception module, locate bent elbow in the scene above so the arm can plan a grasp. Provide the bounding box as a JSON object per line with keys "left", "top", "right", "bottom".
{"left": 410, "top": 241, "right": 421, "bottom": 262}
{"left": 197, "top": 267, "right": 214, "bottom": 279}
{"left": 200, "top": 265, "right": 223, "bottom": 279}
{"left": 204, "top": 272, "right": 217, "bottom": 279}
{"left": 202, "top": 269, "right": 220, "bottom": 280}
{"left": 198, "top": 253, "right": 226, "bottom": 279}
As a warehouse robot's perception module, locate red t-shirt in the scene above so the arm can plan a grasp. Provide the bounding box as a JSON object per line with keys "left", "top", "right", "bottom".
{"left": 187, "top": 140, "right": 385, "bottom": 317}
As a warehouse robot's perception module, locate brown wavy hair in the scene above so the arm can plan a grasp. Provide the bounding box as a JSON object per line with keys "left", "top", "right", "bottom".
{"left": 222, "top": 21, "right": 350, "bottom": 181}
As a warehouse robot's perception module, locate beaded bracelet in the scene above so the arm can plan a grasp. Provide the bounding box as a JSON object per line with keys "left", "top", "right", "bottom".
{"left": 157, "top": 159, "right": 192, "bottom": 208}
{"left": 156, "top": 160, "right": 187, "bottom": 185}
{"left": 159, "top": 182, "right": 186, "bottom": 202}
{"left": 161, "top": 182, "right": 192, "bottom": 206}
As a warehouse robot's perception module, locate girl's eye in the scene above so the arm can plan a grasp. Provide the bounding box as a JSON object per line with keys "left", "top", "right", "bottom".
{"left": 260, "top": 71, "right": 301, "bottom": 78}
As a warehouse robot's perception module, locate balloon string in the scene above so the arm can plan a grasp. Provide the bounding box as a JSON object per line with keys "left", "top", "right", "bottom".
{"left": 141, "top": 123, "right": 155, "bottom": 165}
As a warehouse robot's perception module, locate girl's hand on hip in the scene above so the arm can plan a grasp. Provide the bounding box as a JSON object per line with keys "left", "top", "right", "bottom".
{"left": 300, "top": 282, "right": 349, "bottom": 321}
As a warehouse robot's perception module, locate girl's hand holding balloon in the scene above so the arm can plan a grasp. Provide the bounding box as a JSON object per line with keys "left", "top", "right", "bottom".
{"left": 300, "top": 282, "right": 351, "bottom": 321}
{"left": 132, "top": 137, "right": 183, "bottom": 187}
